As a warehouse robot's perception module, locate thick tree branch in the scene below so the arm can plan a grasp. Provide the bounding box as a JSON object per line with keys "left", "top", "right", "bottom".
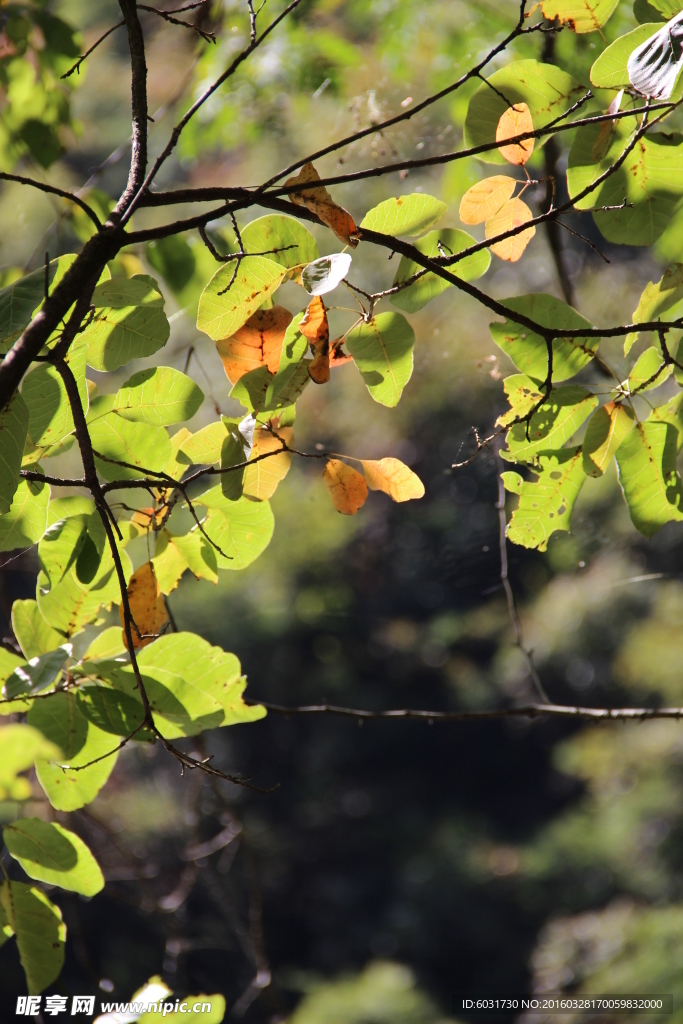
{"left": 113, "top": 0, "right": 149, "bottom": 217}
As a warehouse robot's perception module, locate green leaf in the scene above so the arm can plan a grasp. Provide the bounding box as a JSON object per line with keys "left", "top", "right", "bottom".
{"left": 0, "top": 258, "right": 65, "bottom": 353}
{"left": 0, "top": 389, "right": 28, "bottom": 513}
{"left": 496, "top": 374, "right": 544, "bottom": 427}
{"left": 113, "top": 367, "right": 204, "bottom": 425}
{"left": 277, "top": 314, "right": 307, "bottom": 371}
{"left": 501, "top": 386, "right": 598, "bottom": 463}
{"left": 152, "top": 530, "right": 191, "bottom": 594}
{"left": 48, "top": 495, "right": 95, "bottom": 525}
{"left": 615, "top": 420, "right": 683, "bottom": 537}
{"left": 624, "top": 263, "right": 683, "bottom": 354}
{"left": 28, "top": 692, "right": 119, "bottom": 810}
{"left": 0, "top": 479, "right": 49, "bottom": 553}
{"left": 0, "top": 881, "right": 65, "bottom": 994}
{"left": 146, "top": 234, "right": 197, "bottom": 292}
{"left": 4, "top": 647, "right": 70, "bottom": 699}
{"left": 173, "top": 530, "right": 218, "bottom": 583}
{"left": 229, "top": 366, "right": 274, "bottom": 413}
{"left": 196, "top": 257, "right": 286, "bottom": 342}
{"left": 633, "top": 0, "right": 668, "bottom": 21}
{"left": 37, "top": 546, "right": 132, "bottom": 636}
{"left": 648, "top": 392, "right": 683, "bottom": 447}
{"left": 265, "top": 360, "right": 311, "bottom": 410}
{"left": 360, "top": 194, "right": 447, "bottom": 237}
{"left": 0, "top": 724, "right": 61, "bottom": 800}
{"left": 489, "top": 295, "right": 599, "bottom": 382}
{"left": 464, "top": 60, "right": 583, "bottom": 165}
{"left": 390, "top": 228, "right": 490, "bottom": 313}
{"left": 345, "top": 312, "right": 415, "bottom": 407}
{"left": 97, "top": 633, "right": 265, "bottom": 739}
{"left": 39, "top": 514, "right": 89, "bottom": 589}
{"left": 504, "top": 447, "right": 587, "bottom": 551}
{"left": 582, "top": 401, "right": 635, "bottom": 476}
{"left": 77, "top": 684, "right": 149, "bottom": 740}
{"left": 152, "top": 529, "right": 218, "bottom": 593}
{"left": 83, "top": 626, "right": 126, "bottom": 661}
{"left": 4, "top": 818, "right": 104, "bottom": 896}
{"left": 139, "top": 994, "right": 226, "bottom": 1023}
{"left": 241, "top": 214, "right": 319, "bottom": 271}
{"left": 541, "top": 0, "right": 620, "bottom": 31}
{"left": 194, "top": 491, "right": 275, "bottom": 570}
{"left": 88, "top": 412, "right": 172, "bottom": 481}
{"left": 82, "top": 275, "right": 170, "bottom": 371}
{"left": 11, "top": 599, "right": 64, "bottom": 660}
{"left": 626, "top": 345, "right": 671, "bottom": 393}
{"left": 567, "top": 120, "right": 683, "bottom": 246}
{"left": 590, "top": 23, "right": 661, "bottom": 87}
{"left": 22, "top": 340, "right": 88, "bottom": 448}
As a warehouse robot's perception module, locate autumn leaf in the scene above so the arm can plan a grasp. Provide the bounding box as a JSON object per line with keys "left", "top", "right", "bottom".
{"left": 300, "top": 296, "right": 330, "bottom": 384}
{"left": 243, "top": 425, "right": 293, "bottom": 501}
{"left": 361, "top": 458, "right": 425, "bottom": 502}
{"left": 330, "top": 339, "right": 353, "bottom": 368}
{"left": 323, "top": 459, "right": 368, "bottom": 515}
{"left": 496, "top": 104, "right": 535, "bottom": 165}
{"left": 130, "top": 507, "right": 166, "bottom": 531}
{"left": 216, "top": 306, "right": 293, "bottom": 385}
{"left": 485, "top": 198, "right": 536, "bottom": 262}
{"left": 459, "top": 176, "right": 517, "bottom": 225}
{"left": 119, "top": 561, "right": 168, "bottom": 651}
{"left": 285, "top": 163, "right": 360, "bottom": 247}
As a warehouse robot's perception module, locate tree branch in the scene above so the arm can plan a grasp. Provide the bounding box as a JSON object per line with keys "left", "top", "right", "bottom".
{"left": 113, "top": 0, "right": 149, "bottom": 217}
{"left": 0, "top": 173, "right": 102, "bottom": 228}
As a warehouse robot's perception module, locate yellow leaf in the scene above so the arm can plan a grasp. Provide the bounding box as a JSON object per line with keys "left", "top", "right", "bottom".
{"left": 485, "top": 198, "right": 536, "bottom": 262}
{"left": 323, "top": 459, "right": 368, "bottom": 515}
{"left": 361, "top": 458, "right": 425, "bottom": 502}
{"left": 119, "top": 561, "right": 168, "bottom": 651}
{"left": 459, "top": 176, "right": 517, "bottom": 225}
{"left": 243, "top": 426, "right": 293, "bottom": 501}
{"left": 285, "top": 163, "right": 359, "bottom": 247}
{"left": 130, "top": 507, "right": 166, "bottom": 531}
{"left": 216, "top": 305, "right": 292, "bottom": 385}
{"left": 495, "top": 104, "right": 535, "bottom": 166}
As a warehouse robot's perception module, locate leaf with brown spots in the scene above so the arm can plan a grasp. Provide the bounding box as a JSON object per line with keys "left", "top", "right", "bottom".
{"left": 285, "top": 163, "right": 359, "bottom": 247}
{"left": 119, "top": 561, "right": 168, "bottom": 651}
{"left": 243, "top": 426, "right": 293, "bottom": 501}
{"left": 323, "top": 459, "right": 368, "bottom": 515}
{"left": 330, "top": 339, "right": 353, "bottom": 368}
{"left": 361, "top": 458, "right": 425, "bottom": 502}
{"left": 216, "top": 306, "right": 293, "bottom": 385}
{"left": 496, "top": 104, "right": 535, "bottom": 165}
{"left": 300, "top": 297, "right": 330, "bottom": 384}
{"left": 485, "top": 198, "right": 536, "bottom": 262}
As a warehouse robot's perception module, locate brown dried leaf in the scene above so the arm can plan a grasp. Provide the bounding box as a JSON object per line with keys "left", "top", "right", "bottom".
{"left": 119, "top": 561, "right": 168, "bottom": 651}
{"left": 323, "top": 459, "right": 368, "bottom": 515}
{"left": 459, "top": 176, "right": 517, "bottom": 226}
{"left": 330, "top": 340, "right": 353, "bottom": 368}
{"left": 130, "top": 507, "right": 166, "bottom": 531}
{"left": 216, "top": 305, "right": 293, "bottom": 385}
{"left": 485, "top": 198, "right": 536, "bottom": 262}
{"left": 496, "top": 104, "right": 535, "bottom": 166}
{"left": 243, "top": 426, "right": 293, "bottom": 501}
{"left": 301, "top": 296, "right": 331, "bottom": 384}
{"left": 285, "top": 162, "right": 359, "bottom": 247}
{"left": 361, "top": 458, "right": 425, "bottom": 502}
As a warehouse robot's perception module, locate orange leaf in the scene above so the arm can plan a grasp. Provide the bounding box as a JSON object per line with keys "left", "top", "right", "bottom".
{"left": 495, "top": 104, "right": 535, "bottom": 166}
{"left": 301, "top": 296, "right": 331, "bottom": 384}
{"left": 361, "top": 458, "right": 425, "bottom": 502}
{"left": 285, "top": 162, "right": 359, "bottom": 247}
{"left": 119, "top": 561, "right": 168, "bottom": 652}
{"left": 459, "top": 175, "right": 517, "bottom": 225}
{"left": 130, "top": 507, "right": 166, "bottom": 530}
{"left": 485, "top": 198, "right": 536, "bottom": 262}
{"left": 330, "top": 340, "right": 353, "bottom": 368}
{"left": 323, "top": 459, "right": 368, "bottom": 515}
{"left": 243, "top": 425, "right": 293, "bottom": 501}
{"left": 216, "top": 305, "right": 293, "bottom": 385}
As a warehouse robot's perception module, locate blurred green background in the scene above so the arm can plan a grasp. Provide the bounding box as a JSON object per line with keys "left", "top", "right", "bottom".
{"left": 3, "top": 0, "right": 683, "bottom": 1020}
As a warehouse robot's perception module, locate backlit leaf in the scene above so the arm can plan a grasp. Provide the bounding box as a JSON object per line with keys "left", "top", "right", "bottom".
{"left": 391, "top": 228, "right": 490, "bottom": 313}
{"left": 37, "top": 547, "right": 133, "bottom": 637}
{"left": 624, "top": 263, "right": 683, "bottom": 353}
{"left": 504, "top": 447, "right": 587, "bottom": 551}
{"left": 626, "top": 345, "right": 670, "bottom": 392}
{"left": 0, "top": 479, "right": 49, "bottom": 553}
{"left": 113, "top": 367, "right": 204, "bottom": 425}
{"left": 11, "top": 599, "right": 64, "bottom": 660}
{"left": 590, "top": 23, "right": 661, "bottom": 88}
{"left": 0, "top": 882, "right": 65, "bottom": 994}
{"left": 360, "top": 194, "right": 447, "bottom": 236}
{"left": 194, "top": 492, "right": 275, "bottom": 570}
{"left": 346, "top": 312, "right": 415, "bottom": 407}
{"left": 39, "top": 514, "right": 89, "bottom": 589}
{"left": 120, "top": 561, "right": 168, "bottom": 651}
{"left": 285, "top": 162, "right": 359, "bottom": 246}
{"left": 496, "top": 374, "right": 544, "bottom": 428}
{"left": 243, "top": 426, "right": 293, "bottom": 501}
{"left": 302, "top": 253, "right": 352, "bottom": 297}
{"left": 540, "top": 0, "right": 620, "bottom": 32}
{"left": 582, "top": 401, "right": 635, "bottom": 476}
{"left": 82, "top": 275, "right": 170, "bottom": 372}
{"left": 4, "top": 819, "right": 104, "bottom": 896}
{"left": 323, "top": 459, "right": 368, "bottom": 515}
{"left": 180, "top": 419, "right": 235, "bottom": 466}
{"left": 241, "top": 214, "right": 319, "bottom": 271}
{"left": 88, "top": 413, "right": 172, "bottom": 482}
{"left": 459, "top": 176, "right": 517, "bottom": 225}
{"left": 216, "top": 305, "right": 293, "bottom": 384}
{"left": 300, "top": 297, "right": 330, "bottom": 383}
{"left": 0, "top": 388, "right": 28, "bottom": 514}
{"left": 615, "top": 420, "right": 683, "bottom": 536}
{"left": 501, "top": 386, "right": 598, "bottom": 463}
{"left": 496, "top": 104, "right": 534, "bottom": 165}
{"left": 197, "top": 257, "right": 286, "bottom": 342}
{"left": 3, "top": 646, "right": 70, "bottom": 700}
{"left": 0, "top": 724, "right": 61, "bottom": 801}
{"left": 486, "top": 198, "right": 535, "bottom": 261}
{"left": 361, "top": 458, "right": 425, "bottom": 502}
{"left": 22, "top": 340, "right": 88, "bottom": 447}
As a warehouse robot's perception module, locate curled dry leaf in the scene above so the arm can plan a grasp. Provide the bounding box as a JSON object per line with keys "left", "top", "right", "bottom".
{"left": 119, "top": 560, "right": 168, "bottom": 651}
{"left": 300, "top": 296, "right": 330, "bottom": 384}
{"left": 361, "top": 458, "right": 425, "bottom": 502}
{"left": 285, "top": 162, "right": 359, "bottom": 247}
{"left": 496, "top": 104, "right": 535, "bottom": 166}
{"left": 459, "top": 176, "right": 517, "bottom": 226}
{"left": 216, "top": 306, "right": 293, "bottom": 385}
{"left": 485, "top": 198, "right": 536, "bottom": 262}
{"left": 330, "top": 338, "right": 353, "bottom": 368}
{"left": 243, "top": 425, "right": 293, "bottom": 501}
{"left": 323, "top": 459, "right": 368, "bottom": 515}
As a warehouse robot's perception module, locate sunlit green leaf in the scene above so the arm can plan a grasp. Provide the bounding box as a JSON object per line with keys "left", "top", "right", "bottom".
{"left": 590, "top": 23, "right": 660, "bottom": 87}
{"left": 0, "top": 388, "right": 28, "bottom": 514}
{"left": 22, "top": 340, "right": 88, "bottom": 448}
{"left": 0, "top": 479, "right": 49, "bottom": 553}
{"left": 346, "top": 312, "right": 415, "bottom": 407}
{"left": 501, "top": 386, "right": 598, "bottom": 463}
{"left": 360, "top": 194, "right": 447, "bottom": 237}
{"left": 88, "top": 412, "right": 172, "bottom": 481}
{"left": 82, "top": 275, "right": 170, "bottom": 371}
{"left": 626, "top": 345, "right": 670, "bottom": 393}
{"left": 113, "top": 367, "right": 204, "bottom": 425}
{"left": 11, "top": 599, "right": 63, "bottom": 660}
{"left": 390, "top": 228, "right": 490, "bottom": 313}
{"left": 37, "top": 546, "right": 132, "bottom": 636}
{"left": 504, "top": 447, "right": 587, "bottom": 551}
{"left": 194, "top": 490, "right": 275, "bottom": 570}
{"left": 241, "top": 214, "right": 319, "bottom": 271}
{"left": 624, "top": 263, "right": 683, "bottom": 354}
{"left": 39, "top": 514, "right": 89, "bottom": 589}
{"left": 582, "top": 401, "right": 635, "bottom": 476}
{"left": 541, "top": 0, "right": 620, "bottom": 31}
{"left": 490, "top": 295, "right": 599, "bottom": 382}
{"left": 196, "top": 257, "right": 286, "bottom": 341}
{"left": 3, "top": 646, "right": 69, "bottom": 699}
{"left": 615, "top": 420, "right": 683, "bottom": 536}
{"left": 0, "top": 882, "right": 65, "bottom": 994}
{"left": 4, "top": 819, "right": 104, "bottom": 896}
{"left": 0, "top": 724, "right": 61, "bottom": 800}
